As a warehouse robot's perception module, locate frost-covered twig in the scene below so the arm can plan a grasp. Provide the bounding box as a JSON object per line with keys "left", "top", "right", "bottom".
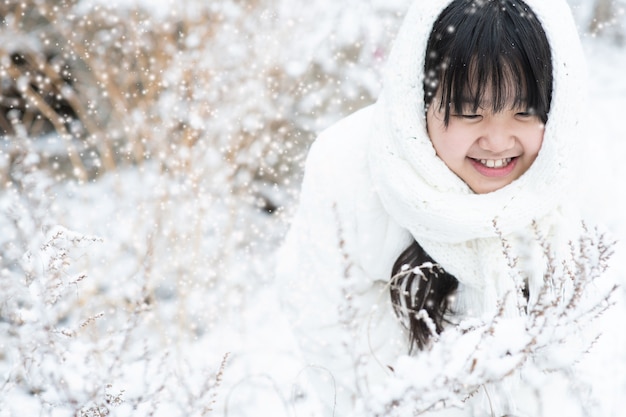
{"left": 361, "top": 223, "right": 617, "bottom": 417}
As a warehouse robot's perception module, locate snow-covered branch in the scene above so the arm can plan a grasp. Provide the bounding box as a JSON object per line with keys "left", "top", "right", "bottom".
{"left": 357, "top": 225, "right": 616, "bottom": 416}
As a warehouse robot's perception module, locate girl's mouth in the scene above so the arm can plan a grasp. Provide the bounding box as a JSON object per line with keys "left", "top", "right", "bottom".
{"left": 476, "top": 157, "right": 513, "bottom": 168}
{"left": 469, "top": 157, "right": 518, "bottom": 177}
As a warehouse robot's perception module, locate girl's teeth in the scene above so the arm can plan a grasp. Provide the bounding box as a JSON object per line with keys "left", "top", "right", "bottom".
{"left": 479, "top": 158, "right": 512, "bottom": 168}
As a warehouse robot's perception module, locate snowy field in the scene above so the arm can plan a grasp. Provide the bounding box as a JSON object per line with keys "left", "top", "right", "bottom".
{"left": 1, "top": 2, "right": 625, "bottom": 417}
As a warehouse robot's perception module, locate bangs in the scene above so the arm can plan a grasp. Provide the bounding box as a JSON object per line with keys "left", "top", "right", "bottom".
{"left": 424, "top": 0, "right": 553, "bottom": 125}
{"left": 451, "top": 55, "right": 532, "bottom": 115}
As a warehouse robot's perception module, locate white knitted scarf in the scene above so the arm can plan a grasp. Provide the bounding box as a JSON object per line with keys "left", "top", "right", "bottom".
{"left": 368, "top": 0, "right": 587, "bottom": 316}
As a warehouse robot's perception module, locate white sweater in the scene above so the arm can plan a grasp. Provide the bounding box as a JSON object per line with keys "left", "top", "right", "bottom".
{"left": 277, "top": 105, "right": 413, "bottom": 415}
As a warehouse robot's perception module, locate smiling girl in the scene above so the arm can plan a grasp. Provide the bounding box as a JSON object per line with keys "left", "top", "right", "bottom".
{"left": 277, "top": 0, "right": 610, "bottom": 415}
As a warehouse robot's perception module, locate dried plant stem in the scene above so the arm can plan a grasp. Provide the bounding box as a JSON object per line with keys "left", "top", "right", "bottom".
{"left": 34, "top": 3, "right": 145, "bottom": 164}
{"left": 22, "top": 52, "right": 117, "bottom": 172}
{"left": 5, "top": 61, "right": 88, "bottom": 181}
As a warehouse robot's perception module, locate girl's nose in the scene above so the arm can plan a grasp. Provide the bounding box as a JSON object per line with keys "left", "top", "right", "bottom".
{"left": 477, "top": 119, "right": 516, "bottom": 153}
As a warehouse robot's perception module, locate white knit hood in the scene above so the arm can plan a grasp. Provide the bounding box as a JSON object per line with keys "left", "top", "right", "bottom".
{"left": 368, "top": 0, "right": 587, "bottom": 315}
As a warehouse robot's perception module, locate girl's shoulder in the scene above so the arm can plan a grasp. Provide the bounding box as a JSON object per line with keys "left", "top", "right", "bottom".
{"left": 305, "top": 105, "right": 376, "bottom": 187}
{"left": 312, "top": 105, "right": 376, "bottom": 159}
{"left": 301, "top": 105, "right": 411, "bottom": 284}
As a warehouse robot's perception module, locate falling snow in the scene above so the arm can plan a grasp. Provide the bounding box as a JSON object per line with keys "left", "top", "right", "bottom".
{"left": 0, "top": 0, "right": 625, "bottom": 416}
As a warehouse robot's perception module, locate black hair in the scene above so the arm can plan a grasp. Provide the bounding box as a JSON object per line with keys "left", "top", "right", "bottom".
{"left": 424, "top": 0, "right": 553, "bottom": 125}
{"left": 391, "top": 0, "right": 553, "bottom": 352}
{"left": 390, "top": 241, "right": 459, "bottom": 352}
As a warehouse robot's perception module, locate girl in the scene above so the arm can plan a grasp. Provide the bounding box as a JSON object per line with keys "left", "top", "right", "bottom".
{"left": 278, "top": 0, "right": 611, "bottom": 415}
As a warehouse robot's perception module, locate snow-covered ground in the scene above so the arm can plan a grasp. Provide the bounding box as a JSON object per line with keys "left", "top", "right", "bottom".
{"left": 1, "top": 6, "right": 625, "bottom": 417}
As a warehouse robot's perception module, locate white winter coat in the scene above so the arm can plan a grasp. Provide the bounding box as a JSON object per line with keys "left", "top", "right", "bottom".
{"left": 276, "top": 0, "right": 610, "bottom": 416}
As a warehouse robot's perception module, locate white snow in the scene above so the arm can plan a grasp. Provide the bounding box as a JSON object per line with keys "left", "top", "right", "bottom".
{"left": 0, "top": 1, "right": 625, "bottom": 416}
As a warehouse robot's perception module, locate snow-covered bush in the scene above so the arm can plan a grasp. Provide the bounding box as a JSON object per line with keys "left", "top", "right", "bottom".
{"left": 345, "top": 224, "right": 617, "bottom": 416}
{"left": 1, "top": 0, "right": 406, "bottom": 397}
{"left": 0, "top": 0, "right": 410, "bottom": 193}
{"left": 0, "top": 152, "right": 231, "bottom": 416}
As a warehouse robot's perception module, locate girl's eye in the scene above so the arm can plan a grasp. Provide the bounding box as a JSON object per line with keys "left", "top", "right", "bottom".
{"left": 458, "top": 114, "right": 482, "bottom": 120}
{"left": 516, "top": 111, "right": 533, "bottom": 118}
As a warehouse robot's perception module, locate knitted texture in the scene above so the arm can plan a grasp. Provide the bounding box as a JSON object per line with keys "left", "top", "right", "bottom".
{"left": 368, "top": 0, "right": 588, "bottom": 314}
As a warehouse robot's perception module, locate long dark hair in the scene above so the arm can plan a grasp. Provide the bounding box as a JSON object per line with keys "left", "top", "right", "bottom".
{"left": 390, "top": 241, "right": 458, "bottom": 352}
{"left": 390, "top": 0, "right": 553, "bottom": 352}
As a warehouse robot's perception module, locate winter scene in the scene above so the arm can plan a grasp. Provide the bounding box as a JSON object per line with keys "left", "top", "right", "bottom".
{"left": 0, "top": 0, "right": 625, "bottom": 416}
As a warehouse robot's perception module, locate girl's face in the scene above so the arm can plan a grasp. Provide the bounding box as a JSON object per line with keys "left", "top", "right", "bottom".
{"left": 426, "top": 99, "right": 545, "bottom": 194}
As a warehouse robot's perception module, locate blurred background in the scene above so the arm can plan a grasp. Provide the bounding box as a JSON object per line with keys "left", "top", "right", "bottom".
{"left": 0, "top": 0, "right": 624, "bottom": 416}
